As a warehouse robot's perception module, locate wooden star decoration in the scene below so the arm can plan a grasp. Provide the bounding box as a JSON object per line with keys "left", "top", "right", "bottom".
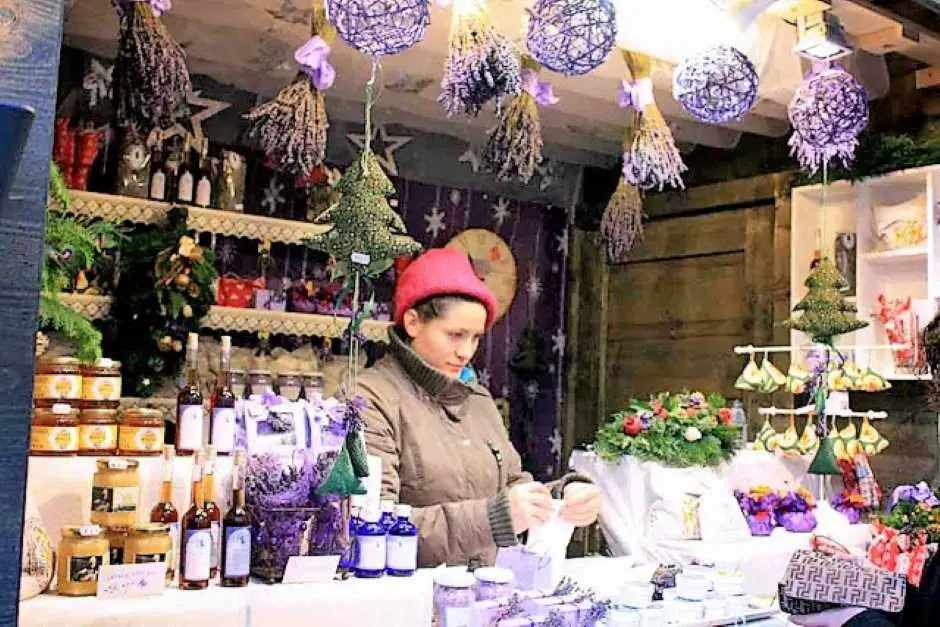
{"left": 346, "top": 125, "right": 413, "bottom": 177}
{"left": 148, "top": 90, "right": 231, "bottom": 145}
{"left": 458, "top": 145, "right": 482, "bottom": 173}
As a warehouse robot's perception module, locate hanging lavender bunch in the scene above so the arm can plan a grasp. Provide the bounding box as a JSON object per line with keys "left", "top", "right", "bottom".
{"left": 481, "top": 57, "right": 557, "bottom": 184}
{"left": 245, "top": 2, "right": 335, "bottom": 175}
{"left": 439, "top": 0, "right": 521, "bottom": 117}
{"left": 600, "top": 168, "right": 644, "bottom": 263}
{"left": 617, "top": 49, "right": 686, "bottom": 191}
{"left": 112, "top": 0, "right": 191, "bottom": 132}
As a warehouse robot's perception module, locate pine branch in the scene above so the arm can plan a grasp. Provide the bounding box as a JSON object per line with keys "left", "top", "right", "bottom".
{"left": 38, "top": 293, "right": 103, "bottom": 362}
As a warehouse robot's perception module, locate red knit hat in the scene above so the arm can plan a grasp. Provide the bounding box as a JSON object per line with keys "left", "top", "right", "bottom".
{"left": 393, "top": 248, "right": 498, "bottom": 328}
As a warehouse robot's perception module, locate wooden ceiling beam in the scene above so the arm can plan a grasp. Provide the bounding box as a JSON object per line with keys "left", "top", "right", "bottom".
{"left": 915, "top": 66, "right": 940, "bottom": 89}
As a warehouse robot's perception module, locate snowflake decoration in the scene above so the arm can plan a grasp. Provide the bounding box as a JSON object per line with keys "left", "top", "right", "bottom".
{"left": 449, "top": 188, "right": 462, "bottom": 206}
{"left": 551, "top": 328, "right": 566, "bottom": 355}
{"left": 524, "top": 380, "right": 541, "bottom": 401}
{"left": 526, "top": 272, "right": 543, "bottom": 300}
{"left": 536, "top": 160, "right": 557, "bottom": 191}
{"left": 261, "top": 178, "right": 286, "bottom": 215}
{"left": 492, "top": 197, "right": 511, "bottom": 228}
{"left": 548, "top": 428, "right": 562, "bottom": 459}
{"left": 458, "top": 146, "right": 482, "bottom": 173}
{"left": 555, "top": 227, "right": 569, "bottom": 257}
{"left": 424, "top": 205, "right": 447, "bottom": 239}
{"left": 478, "top": 368, "right": 492, "bottom": 388}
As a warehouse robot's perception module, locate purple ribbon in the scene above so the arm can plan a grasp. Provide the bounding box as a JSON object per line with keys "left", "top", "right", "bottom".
{"left": 521, "top": 69, "right": 558, "bottom": 106}
{"left": 295, "top": 36, "right": 336, "bottom": 91}
{"left": 616, "top": 77, "right": 654, "bottom": 110}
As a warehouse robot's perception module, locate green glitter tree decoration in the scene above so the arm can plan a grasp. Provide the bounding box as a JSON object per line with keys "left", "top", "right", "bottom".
{"left": 786, "top": 257, "right": 867, "bottom": 344}
{"left": 316, "top": 443, "right": 367, "bottom": 497}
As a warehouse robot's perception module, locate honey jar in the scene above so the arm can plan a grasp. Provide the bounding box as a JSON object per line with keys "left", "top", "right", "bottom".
{"left": 125, "top": 524, "right": 171, "bottom": 565}
{"left": 302, "top": 371, "right": 325, "bottom": 400}
{"left": 90, "top": 458, "right": 140, "bottom": 527}
{"left": 56, "top": 525, "right": 109, "bottom": 596}
{"left": 247, "top": 369, "right": 274, "bottom": 396}
{"left": 34, "top": 357, "right": 83, "bottom": 404}
{"left": 79, "top": 408, "right": 118, "bottom": 455}
{"left": 229, "top": 369, "right": 247, "bottom": 400}
{"left": 80, "top": 358, "right": 122, "bottom": 409}
{"left": 118, "top": 408, "right": 165, "bottom": 456}
{"left": 105, "top": 526, "right": 128, "bottom": 564}
{"left": 277, "top": 371, "right": 303, "bottom": 401}
{"left": 30, "top": 404, "right": 79, "bottom": 456}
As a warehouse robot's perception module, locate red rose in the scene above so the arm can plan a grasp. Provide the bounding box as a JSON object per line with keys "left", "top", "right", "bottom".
{"left": 718, "top": 408, "right": 733, "bottom": 425}
{"left": 655, "top": 408, "right": 669, "bottom": 419}
{"left": 622, "top": 415, "right": 644, "bottom": 436}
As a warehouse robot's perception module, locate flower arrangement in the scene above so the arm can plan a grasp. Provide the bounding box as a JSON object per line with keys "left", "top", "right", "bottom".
{"left": 776, "top": 486, "right": 817, "bottom": 533}
{"left": 594, "top": 391, "right": 740, "bottom": 468}
{"left": 831, "top": 491, "right": 867, "bottom": 524}
{"left": 734, "top": 485, "right": 778, "bottom": 536}
{"left": 877, "top": 482, "right": 940, "bottom": 543}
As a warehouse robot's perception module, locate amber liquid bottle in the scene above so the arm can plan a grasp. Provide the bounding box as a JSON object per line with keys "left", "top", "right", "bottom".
{"left": 210, "top": 336, "right": 236, "bottom": 455}
{"left": 203, "top": 446, "right": 222, "bottom": 578}
{"left": 180, "top": 452, "right": 211, "bottom": 590}
{"left": 150, "top": 445, "right": 180, "bottom": 585}
{"left": 176, "top": 333, "right": 204, "bottom": 456}
{"left": 221, "top": 448, "right": 251, "bottom": 587}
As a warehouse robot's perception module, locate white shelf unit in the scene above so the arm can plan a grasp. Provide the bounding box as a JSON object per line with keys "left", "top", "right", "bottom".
{"left": 790, "top": 165, "right": 940, "bottom": 380}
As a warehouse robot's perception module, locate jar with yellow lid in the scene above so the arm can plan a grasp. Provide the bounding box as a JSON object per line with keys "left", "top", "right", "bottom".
{"left": 30, "top": 404, "right": 79, "bottom": 456}
{"left": 80, "top": 358, "right": 122, "bottom": 409}
{"left": 126, "top": 524, "right": 171, "bottom": 567}
{"left": 118, "top": 408, "right": 165, "bottom": 456}
{"left": 104, "top": 526, "right": 128, "bottom": 564}
{"left": 79, "top": 408, "right": 118, "bottom": 456}
{"left": 34, "top": 357, "right": 83, "bottom": 404}
{"left": 91, "top": 458, "right": 141, "bottom": 527}
{"left": 277, "top": 372, "right": 303, "bottom": 401}
{"left": 56, "top": 525, "right": 109, "bottom": 596}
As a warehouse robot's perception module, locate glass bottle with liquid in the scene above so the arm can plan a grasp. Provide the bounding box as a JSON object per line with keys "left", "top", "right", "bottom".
{"left": 176, "top": 333, "right": 203, "bottom": 456}
{"left": 195, "top": 139, "right": 213, "bottom": 208}
{"left": 339, "top": 494, "right": 366, "bottom": 574}
{"left": 180, "top": 452, "right": 211, "bottom": 590}
{"left": 379, "top": 499, "right": 396, "bottom": 532}
{"left": 203, "top": 446, "right": 222, "bottom": 579}
{"left": 210, "top": 335, "right": 236, "bottom": 454}
{"left": 386, "top": 504, "right": 418, "bottom": 577}
{"left": 176, "top": 136, "right": 195, "bottom": 204}
{"left": 221, "top": 448, "right": 251, "bottom": 587}
{"left": 149, "top": 445, "right": 179, "bottom": 585}
{"left": 354, "top": 508, "right": 386, "bottom": 579}
{"left": 148, "top": 144, "right": 166, "bottom": 201}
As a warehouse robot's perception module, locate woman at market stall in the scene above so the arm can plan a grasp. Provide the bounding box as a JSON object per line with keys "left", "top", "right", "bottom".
{"left": 358, "top": 247, "right": 601, "bottom": 567}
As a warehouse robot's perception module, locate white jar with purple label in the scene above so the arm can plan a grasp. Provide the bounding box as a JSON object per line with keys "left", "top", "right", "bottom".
{"left": 473, "top": 566, "right": 515, "bottom": 601}
{"left": 433, "top": 570, "right": 476, "bottom": 627}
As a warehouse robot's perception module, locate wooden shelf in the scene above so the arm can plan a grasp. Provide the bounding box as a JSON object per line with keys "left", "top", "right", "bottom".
{"left": 50, "top": 190, "right": 328, "bottom": 245}
{"left": 861, "top": 247, "right": 928, "bottom": 263}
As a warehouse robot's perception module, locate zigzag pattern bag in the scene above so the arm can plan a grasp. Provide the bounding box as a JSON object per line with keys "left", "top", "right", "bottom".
{"left": 779, "top": 549, "right": 907, "bottom": 615}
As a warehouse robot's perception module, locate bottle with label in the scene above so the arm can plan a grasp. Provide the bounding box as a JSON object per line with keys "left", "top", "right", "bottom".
{"left": 150, "top": 445, "right": 180, "bottom": 585}
{"left": 203, "top": 446, "right": 222, "bottom": 579}
{"left": 163, "top": 138, "right": 181, "bottom": 203}
{"left": 731, "top": 400, "right": 748, "bottom": 445}
{"left": 379, "top": 499, "right": 396, "bottom": 532}
{"left": 354, "top": 508, "right": 386, "bottom": 578}
{"left": 210, "top": 335, "right": 236, "bottom": 454}
{"left": 180, "top": 451, "right": 211, "bottom": 590}
{"left": 221, "top": 448, "right": 251, "bottom": 587}
{"left": 148, "top": 144, "right": 166, "bottom": 201}
{"left": 176, "top": 135, "right": 195, "bottom": 204}
{"left": 195, "top": 139, "right": 213, "bottom": 208}
{"left": 176, "top": 333, "right": 204, "bottom": 456}
{"left": 386, "top": 504, "right": 418, "bottom": 577}
{"left": 339, "top": 494, "right": 366, "bottom": 573}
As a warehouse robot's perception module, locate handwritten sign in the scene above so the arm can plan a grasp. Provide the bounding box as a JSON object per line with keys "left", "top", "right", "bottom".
{"left": 282, "top": 555, "right": 340, "bottom": 584}
{"left": 96, "top": 562, "right": 166, "bottom": 599}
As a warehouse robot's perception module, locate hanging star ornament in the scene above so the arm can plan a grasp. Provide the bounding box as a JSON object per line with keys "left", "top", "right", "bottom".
{"left": 458, "top": 145, "right": 482, "bottom": 173}
{"left": 148, "top": 90, "right": 231, "bottom": 145}
{"left": 346, "top": 124, "right": 413, "bottom": 177}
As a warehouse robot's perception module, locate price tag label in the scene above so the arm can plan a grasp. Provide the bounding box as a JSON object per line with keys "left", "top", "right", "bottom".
{"left": 96, "top": 562, "right": 166, "bottom": 599}
{"left": 282, "top": 555, "right": 340, "bottom": 584}
{"left": 350, "top": 252, "right": 371, "bottom": 266}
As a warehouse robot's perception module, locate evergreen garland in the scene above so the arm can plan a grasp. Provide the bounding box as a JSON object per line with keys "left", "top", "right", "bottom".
{"left": 792, "top": 133, "right": 940, "bottom": 187}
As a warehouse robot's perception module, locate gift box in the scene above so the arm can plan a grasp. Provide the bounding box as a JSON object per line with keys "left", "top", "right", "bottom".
{"left": 868, "top": 521, "right": 933, "bottom": 586}
{"left": 254, "top": 288, "right": 287, "bottom": 312}
{"left": 217, "top": 275, "right": 264, "bottom": 308}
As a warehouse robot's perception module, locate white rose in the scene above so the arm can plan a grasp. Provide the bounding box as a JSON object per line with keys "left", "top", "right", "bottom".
{"left": 684, "top": 427, "right": 702, "bottom": 442}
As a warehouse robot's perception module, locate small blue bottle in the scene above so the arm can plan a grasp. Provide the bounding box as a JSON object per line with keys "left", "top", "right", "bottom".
{"left": 386, "top": 504, "right": 418, "bottom": 577}
{"left": 379, "top": 499, "right": 396, "bottom": 532}
{"left": 339, "top": 495, "right": 366, "bottom": 572}
{"left": 354, "top": 507, "right": 386, "bottom": 578}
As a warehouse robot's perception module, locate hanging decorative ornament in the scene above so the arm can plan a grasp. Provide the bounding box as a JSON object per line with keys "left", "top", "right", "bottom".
{"left": 439, "top": 0, "right": 522, "bottom": 117}
{"left": 525, "top": 0, "right": 616, "bottom": 77}
{"left": 246, "top": 1, "right": 335, "bottom": 175}
{"left": 326, "top": 0, "right": 430, "bottom": 57}
{"left": 617, "top": 50, "right": 687, "bottom": 191}
{"left": 481, "top": 56, "right": 557, "bottom": 184}
{"left": 788, "top": 63, "right": 868, "bottom": 172}
{"left": 600, "top": 138, "right": 644, "bottom": 263}
{"left": 112, "top": 0, "right": 192, "bottom": 133}
{"left": 672, "top": 45, "right": 759, "bottom": 125}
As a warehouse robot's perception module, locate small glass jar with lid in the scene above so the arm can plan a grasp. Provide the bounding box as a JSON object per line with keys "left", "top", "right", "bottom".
{"left": 30, "top": 404, "right": 79, "bottom": 456}
{"left": 34, "top": 357, "right": 83, "bottom": 404}
{"left": 277, "top": 372, "right": 303, "bottom": 401}
{"left": 79, "top": 408, "right": 118, "bottom": 455}
{"left": 104, "top": 526, "right": 128, "bottom": 564}
{"left": 56, "top": 525, "right": 109, "bottom": 596}
{"left": 125, "top": 523, "right": 171, "bottom": 565}
{"left": 228, "top": 369, "right": 247, "bottom": 400}
{"left": 118, "top": 408, "right": 165, "bottom": 456}
{"left": 302, "top": 372, "right": 325, "bottom": 401}
{"left": 80, "top": 358, "right": 122, "bottom": 409}
{"left": 90, "top": 458, "right": 141, "bottom": 527}
{"left": 433, "top": 570, "right": 477, "bottom": 627}
{"left": 473, "top": 566, "right": 515, "bottom": 600}
{"left": 247, "top": 369, "right": 274, "bottom": 397}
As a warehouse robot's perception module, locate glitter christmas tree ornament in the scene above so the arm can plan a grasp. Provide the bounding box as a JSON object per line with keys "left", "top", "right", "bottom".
{"left": 326, "top": 0, "right": 430, "bottom": 57}
{"left": 673, "top": 45, "right": 759, "bottom": 125}
{"left": 439, "top": 0, "right": 522, "bottom": 117}
{"left": 788, "top": 63, "right": 869, "bottom": 172}
{"left": 526, "top": 0, "right": 617, "bottom": 77}
{"left": 785, "top": 257, "right": 868, "bottom": 344}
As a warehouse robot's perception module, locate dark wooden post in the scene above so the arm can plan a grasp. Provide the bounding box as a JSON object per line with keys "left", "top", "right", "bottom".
{"left": 0, "top": 0, "right": 65, "bottom": 618}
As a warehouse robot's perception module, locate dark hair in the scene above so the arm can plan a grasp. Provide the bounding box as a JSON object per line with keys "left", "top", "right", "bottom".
{"left": 410, "top": 294, "right": 485, "bottom": 322}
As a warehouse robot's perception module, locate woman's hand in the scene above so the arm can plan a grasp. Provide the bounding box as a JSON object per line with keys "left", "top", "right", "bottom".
{"left": 508, "top": 482, "right": 554, "bottom": 534}
{"left": 559, "top": 482, "right": 601, "bottom": 527}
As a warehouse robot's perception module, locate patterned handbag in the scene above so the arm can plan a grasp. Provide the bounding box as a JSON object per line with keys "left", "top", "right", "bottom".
{"left": 779, "top": 549, "right": 906, "bottom": 615}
